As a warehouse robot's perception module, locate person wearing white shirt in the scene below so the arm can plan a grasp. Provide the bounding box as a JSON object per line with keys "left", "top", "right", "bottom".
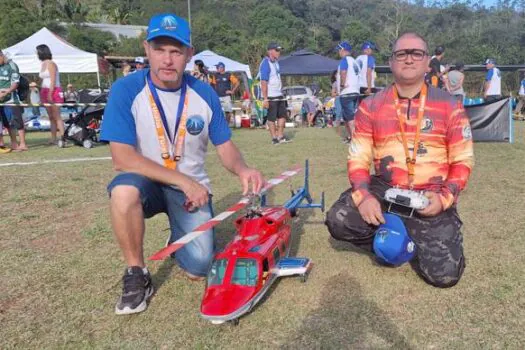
{"left": 336, "top": 41, "right": 360, "bottom": 143}
{"left": 356, "top": 41, "right": 377, "bottom": 95}
{"left": 483, "top": 58, "right": 501, "bottom": 102}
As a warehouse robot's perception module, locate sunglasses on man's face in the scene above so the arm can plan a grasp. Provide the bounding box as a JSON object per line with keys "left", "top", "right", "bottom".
{"left": 391, "top": 49, "right": 428, "bottom": 62}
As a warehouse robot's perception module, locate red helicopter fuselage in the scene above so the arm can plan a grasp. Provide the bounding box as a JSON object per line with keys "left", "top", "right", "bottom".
{"left": 200, "top": 206, "right": 293, "bottom": 322}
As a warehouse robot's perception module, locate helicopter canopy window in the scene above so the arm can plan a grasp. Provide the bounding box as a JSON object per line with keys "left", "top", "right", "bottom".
{"left": 232, "top": 258, "right": 258, "bottom": 286}
{"left": 207, "top": 259, "right": 228, "bottom": 286}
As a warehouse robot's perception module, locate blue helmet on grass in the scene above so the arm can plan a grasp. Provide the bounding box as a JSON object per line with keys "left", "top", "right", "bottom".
{"left": 373, "top": 213, "right": 415, "bottom": 266}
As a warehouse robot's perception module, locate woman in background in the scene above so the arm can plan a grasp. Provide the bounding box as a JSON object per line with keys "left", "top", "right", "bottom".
{"left": 121, "top": 62, "right": 131, "bottom": 77}
{"left": 37, "top": 44, "right": 64, "bottom": 145}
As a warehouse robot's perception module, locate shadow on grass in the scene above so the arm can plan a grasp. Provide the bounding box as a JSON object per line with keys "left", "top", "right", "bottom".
{"left": 281, "top": 273, "right": 413, "bottom": 349}
{"left": 329, "top": 236, "right": 382, "bottom": 267}
{"left": 283, "top": 129, "right": 298, "bottom": 141}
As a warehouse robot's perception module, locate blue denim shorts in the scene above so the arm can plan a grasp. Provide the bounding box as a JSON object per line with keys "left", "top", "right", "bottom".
{"left": 340, "top": 94, "right": 359, "bottom": 122}
{"left": 107, "top": 172, "right": 215, "bottom": 277}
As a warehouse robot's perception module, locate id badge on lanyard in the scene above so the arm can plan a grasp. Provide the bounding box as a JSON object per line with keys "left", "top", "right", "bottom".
{"left": 145, "top": 73, "right": 189, "bottom": 170}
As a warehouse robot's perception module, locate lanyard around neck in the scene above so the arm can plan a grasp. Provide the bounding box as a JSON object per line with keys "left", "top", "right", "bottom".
{"left": 392, "top": 83, "right": 428, "bottom": 188}
{"left": 146, "top": 73, "right": 189, "bottom": 169}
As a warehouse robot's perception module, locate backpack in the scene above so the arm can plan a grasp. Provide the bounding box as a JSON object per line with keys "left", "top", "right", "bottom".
{"left": 17, "top": 75, "right": 30, "bottom": 102}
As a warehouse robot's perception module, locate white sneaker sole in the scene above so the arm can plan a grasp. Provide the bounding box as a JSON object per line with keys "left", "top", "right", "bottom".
{"left": 115, "top": 286, "right": 154, "bottom": 315}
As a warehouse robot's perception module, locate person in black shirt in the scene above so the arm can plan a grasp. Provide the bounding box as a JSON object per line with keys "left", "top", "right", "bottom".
{"left": 427, "top": 46, "right": 448, "bottom": 89}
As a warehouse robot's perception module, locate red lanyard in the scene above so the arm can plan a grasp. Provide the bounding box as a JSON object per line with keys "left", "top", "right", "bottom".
{"left": 145, "top": 78, "right": 190, "bottom": 170}
{"left": 392, "top": 83, "right": 427, "bottom": 188}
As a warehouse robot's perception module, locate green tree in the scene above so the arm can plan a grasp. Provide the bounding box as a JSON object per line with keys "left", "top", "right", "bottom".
{"left": 67, "top": 25, "right": 117, "bottom": 56}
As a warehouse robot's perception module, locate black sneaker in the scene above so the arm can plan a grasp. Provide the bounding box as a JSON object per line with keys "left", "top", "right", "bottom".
{"left": 278, "top": 137, "right": 291, "bottom": 144}
{"left": 115, "top": 266, "right": 154, "bottom": 315}
{"left": 272, "top": 138, "right": 279, "bottom": 145}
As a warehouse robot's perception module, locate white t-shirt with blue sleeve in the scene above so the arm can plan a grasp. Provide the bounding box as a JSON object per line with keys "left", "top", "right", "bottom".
{"left": 100, "top": 70, "right": 231, "bottom": 192}
{"left": 356, "top": 54, "right": 376, "bottom": 89}
{"left": 336, "top": 56, "right": 360, "bottom": 95}
{"left": 258, "top": 57, "right": 282, "bottom": 98}
{"left": 485, "top": 67, "right": 501, "bottom": 96}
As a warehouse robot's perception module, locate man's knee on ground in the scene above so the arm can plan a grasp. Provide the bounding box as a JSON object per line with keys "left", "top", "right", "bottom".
{"left": 417, "top": 258, "right": 465, "bottom": 288}
{"left": 110, "top": 185, "right": 141, "bottom": 213}
{"left": 325, "top": 203, "right": 350, "bottom": 241}
{"left": 175, "top": 236, "right": 214, "bottom": 277}
{"left": 176, "top": 248, "right": 213, "bottom": 277}
{"left": 325, "top": 198, "right": 373, "bottom": 244}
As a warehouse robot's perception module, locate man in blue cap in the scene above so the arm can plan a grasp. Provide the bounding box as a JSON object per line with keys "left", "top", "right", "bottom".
{"left": 483, "top": 58, "right": 501, "bottom": 102}
{"left": 335, "top": 41, "right": 361, "bottom": 143}
{"left": 100, "top": 13, "right": 264, "bottom": 315}
{"left": 258, "top": 42, "right": 290, "bottom": 145}
{"left": 356, "top": 41, "right": 377, "bottom": 96}
{"left": 210, "top": 61, "right": 239, "bottom": 125}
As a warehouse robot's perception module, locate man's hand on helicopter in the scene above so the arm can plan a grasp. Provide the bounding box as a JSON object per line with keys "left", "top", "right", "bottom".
{"left": 238, "top": 167, "right": 265, "bottom": 195}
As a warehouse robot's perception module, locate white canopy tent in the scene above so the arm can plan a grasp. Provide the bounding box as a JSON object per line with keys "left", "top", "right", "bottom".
{"left": 186, "top": 50, "right": 252, "bottom": 79}
{"left": 2, "top": 27, "right": 101, "bottom": 87}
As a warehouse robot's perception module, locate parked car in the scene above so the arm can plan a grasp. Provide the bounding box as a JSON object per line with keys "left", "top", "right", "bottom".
{"left": 282, "top": 85, "right": 314, "bottom": 119}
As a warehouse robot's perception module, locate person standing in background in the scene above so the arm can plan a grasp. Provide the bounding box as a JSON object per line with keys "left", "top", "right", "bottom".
{"left": 483, "top": 59, "right": 501, "bottom": 102}
{"left": 210, "top": 62, "right": 239, "bottom": 125}
{"left": 356, "top": 41, "right": 377, "bottom": 96}
{"left": 37, "top": 44, "right": 65, "bottom": 146}
{"left": 258, "top": 42, "right": 290, "bottom": 145}
{"left": 447, "top": 63, "right": 465, "bottom": 102}
{"left": 29, "top": 82, "right": 41, "bottom": 117}
{"left": 0, "top": 50, "right": 27, "bottom": 151}
{"left": 134, "top": 57, "right": 146, "bottom": 71}
{"left": 64, "top": 83, "right": 80, "bottom": 116}
{"left": 122, "top": 63, "right": 131, "bottom": 77}
{"left": 428, "top": 46, "right": 448, "bottom": 89}
{"left": 336, "top": 41, "right": 361, "bottom": 143}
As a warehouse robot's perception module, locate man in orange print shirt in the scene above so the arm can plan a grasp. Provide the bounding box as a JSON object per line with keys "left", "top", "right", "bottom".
{"left": 325, "top": 32, "right": 474, "bottom": 288}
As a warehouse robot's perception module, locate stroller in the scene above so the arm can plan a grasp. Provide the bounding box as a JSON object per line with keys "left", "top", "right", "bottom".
{"left": 59, "top": 92, "right": 107, "bottom": 149}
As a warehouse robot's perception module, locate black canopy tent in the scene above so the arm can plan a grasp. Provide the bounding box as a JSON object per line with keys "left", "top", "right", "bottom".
{"left": 279, "top": 49, "right": 339, "bottom": 76}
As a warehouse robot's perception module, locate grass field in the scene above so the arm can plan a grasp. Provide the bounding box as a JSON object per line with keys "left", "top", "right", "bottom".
{"left": 1, "top": 124, "right": 524, "bottom": 349}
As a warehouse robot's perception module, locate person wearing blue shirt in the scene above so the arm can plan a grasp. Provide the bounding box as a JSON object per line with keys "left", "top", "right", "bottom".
{"left": 100, "top": 13, "right": 264, "bottom": 315}
{"left": 335, "top": 41, "right": 361, "bottom": 143}
{"left": 258, "top": 42, "right": 290, "bottom": 145}
{"left": 483, "top": 58, "right": 502, "bottom": 102}
{"left": 356, "top": 41, "right": 378, "bottom": 96}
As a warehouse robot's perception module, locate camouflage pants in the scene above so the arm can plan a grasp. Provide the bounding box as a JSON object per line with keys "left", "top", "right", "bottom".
{"left": 325, "top": 176, "right": 465, "bottom": 288}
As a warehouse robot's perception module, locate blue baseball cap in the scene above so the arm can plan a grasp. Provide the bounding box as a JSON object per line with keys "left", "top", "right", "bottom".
{"left": 361, "top": 41, "right": 375, "bottom": 50}
{"left": 146, "top": 13, "right": 192, "bottom": 47}
{"left": 484, "top": 58, "right": 496, "bottom": 65}
{"left": 336, "top": 41, "right": 352, "bottom": 52}
{"left": 373, "top": 213, "right": 416, "bottom": 266}
{"left": 215, "top": 62, "right": 225, "bottom": 69}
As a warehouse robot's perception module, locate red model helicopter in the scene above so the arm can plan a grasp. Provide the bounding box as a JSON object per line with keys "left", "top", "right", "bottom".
{"left": 149, "top": 160, "right": 324, "bottom": 325}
